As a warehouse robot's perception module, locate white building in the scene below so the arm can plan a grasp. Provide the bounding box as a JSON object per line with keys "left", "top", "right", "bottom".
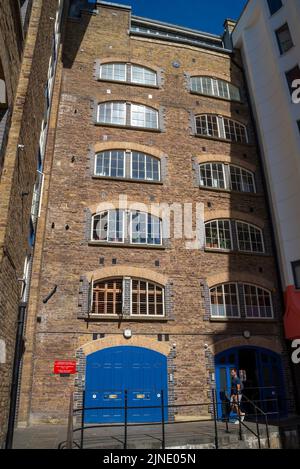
{"left": 232, "top": 0, "right": 300, "bottom": 341}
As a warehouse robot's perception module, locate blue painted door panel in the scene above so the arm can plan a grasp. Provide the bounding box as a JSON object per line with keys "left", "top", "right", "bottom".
{"left": 84, "top": 346, "right": 168, "bottom": 424}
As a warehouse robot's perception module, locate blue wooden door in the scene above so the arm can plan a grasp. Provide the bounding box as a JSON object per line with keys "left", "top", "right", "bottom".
{"left": 84, "top": 346, "right": 168, "bottom": 424}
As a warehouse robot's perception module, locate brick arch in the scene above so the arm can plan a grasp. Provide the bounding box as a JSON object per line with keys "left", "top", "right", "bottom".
{"left": 87, "top": 200, "right": 162, "bottom": 218}
{"left": 97, "top": 98, "right": 160, "bottom": 111}
{"left": 206, "top": 272, "right": 275, "bottom": 291}
{"left": 186, "top": 69, "right": 240, "bottom": 87}
{"left": 194, "top": 154, "right": 256, "bottom": 173}
{"left": 204, "top": 209, "right": 265, "bottom": 229}
{"left": 84, "top": 266, "right": 169, "bottom": 285}
{"left": 78, "top": 335, "right": 172, "bottom": 357}
{"left": 92, "top": 141, "right": 166, "bottom": 160}
{"left": 195, "top": 112, "right": 248, "bottom": 126}
{"left": 210, "top": 336, "right": 282, "bottom": 356}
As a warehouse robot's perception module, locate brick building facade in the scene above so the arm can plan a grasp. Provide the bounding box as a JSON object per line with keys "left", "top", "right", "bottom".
{"left": 13, "top": 1, "right": 297, "bottom": 429}
{"left": 0, "top": 0, "right": 63, "bottom": 447}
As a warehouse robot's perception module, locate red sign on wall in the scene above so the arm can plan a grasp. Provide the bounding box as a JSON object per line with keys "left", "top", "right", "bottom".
{"left": 54, "top": 360, "right": 77, "bottom": 375}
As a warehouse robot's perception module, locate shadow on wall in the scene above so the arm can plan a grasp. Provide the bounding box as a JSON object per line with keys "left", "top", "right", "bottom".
{"left": 62, "top": 0, "right": 95, "bottom": 68}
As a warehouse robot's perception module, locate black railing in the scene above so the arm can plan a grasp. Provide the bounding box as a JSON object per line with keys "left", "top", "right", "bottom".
{"left": 60, "top": 388, "right": 285, "bottom": 450}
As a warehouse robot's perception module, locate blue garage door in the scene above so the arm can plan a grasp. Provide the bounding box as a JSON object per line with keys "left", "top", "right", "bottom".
{"left": 84, "top": 346, "right": 168, "bottom": 424}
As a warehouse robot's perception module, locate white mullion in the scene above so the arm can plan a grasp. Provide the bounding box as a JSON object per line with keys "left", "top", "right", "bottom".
{"left": 217, "top": 116, "right": 224, "bottom": 139}
{"left": 146, "top": 282, "right": 149, "bottom": 316}
{"left": 144, "top": 153, "right": 147, "bottom": 179}
{"left": 214, "top": 78, "right": 219, "bottom": 97}
{"left": 222, "top": 284, "right": 226, "bottom": 317}
{"left": 222, "top": 164, "right": 227, "bottom": 190}
{"left": 216, "top": 220, "right": 220, "bottom": 249}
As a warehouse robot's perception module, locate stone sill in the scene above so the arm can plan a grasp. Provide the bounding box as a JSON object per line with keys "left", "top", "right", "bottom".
{"left": 94, "top": 122, "right": 162, "bottom": 133}
{"left": 190, "top": 91, "right": 245, "bottom": 105}
{"left": 194, "top": 134, "right": 254, "bottom": 147}
{"left": 82, "top": 315, "right": 172, "bottom": 322}
{"left": 92, "top": 175, "right": 163, "bottom": 185}
{"left": 88, "top": 242, "right": 167, "bottom": 250}
{"left": 97, "top": 79, "right": 160, "bottom": 90}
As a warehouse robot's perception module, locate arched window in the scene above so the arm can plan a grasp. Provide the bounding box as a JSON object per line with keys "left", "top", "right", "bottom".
{"left": 236, "top": 221, "right": 264, "bottom": 253}
{"left": 94, "top": 150, "right": 161, "bottom": 181}
{"left": 210, "top": 283, "right": 240, "bottom": 318}
{"left": 205, "top": 220, "right": 232, "bottom": 250}
{"left": 209, "top": 283, "right": 273, "bottom": 319}
{"left": 131, "top": 279, "right": 164, "bottom": 316}
{"left": 99, "top": 62, "right": 157, "bottom": 86}
{"left": 191, "top": 76, "right": 241, "bottom": 101}
{"left": 199, "top": 162, "right": 256, "bottom": 193}
{"left": 242, "top": 284, "right": 273, "bottom": 318}
{"left": 92, "top": 278, "right": 123, "bottom": 315}
{"left": 91, "top": 277, "right": 165, "bottom": 317}
{"left": 195, "top": 114, "right": 248, "bottom": 144}
{"left": 205, "top": 219, "right": 263, "bottom": 253}
{"left": 97, "top": 102, "right": 159, "bottom": 129}
{"left": 92, "top": 210, "right": 162, "bottom": 245}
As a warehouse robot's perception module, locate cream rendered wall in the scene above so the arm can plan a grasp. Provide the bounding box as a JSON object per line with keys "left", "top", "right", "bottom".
{"left": 233, "top": 0, "right": 300, "bottom": 289}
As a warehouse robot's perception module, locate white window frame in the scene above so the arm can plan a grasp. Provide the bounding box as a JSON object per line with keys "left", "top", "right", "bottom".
{"left": 91, "top": 210, "right": 125, "bottom": 244}
{"left": 94, "top": 150, "right": 126, "bottom": 178}
{"left": 130, "top": 151, "right": 161, "bottom": 181}
{"left": 129, "top": 211, "right": 162, "bottom": 246}
{"left": 99, "top": 63, "right": 127, "bottom": 82}
{"left": 205, "top": 219, "right": 233, "bottom": 251}
{"left": 210, "top": 283, "right": 240, "bottom": 319}
{"left": 195, "top": 114, "right": 248, "bottom": 144}
{"left": 236, "top": 221, "right": 265, "bottom": 253}
{"left": 229, "top": 165, "right": 256, "bottom": 193}
{"left": 130, "top": 278, "right": 165, "bottom": 317}
{"left": 191, "top": 76, "right": 241, "bottom": 102}
{"left": 199, "top": 162, "right": 226, "bottom": 189}
{"left": 130, "top": 103, "right": 159, "bottom": 129}
{"left": 99, "top": 62, "right": 157, "bottom": 86}
{"left": 242, "top": 284, "right": 274, "bottom": 319}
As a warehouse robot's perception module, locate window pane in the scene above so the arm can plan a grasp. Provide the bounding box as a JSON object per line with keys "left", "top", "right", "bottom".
{"left": 229, "top": 166, "right": 255, "bottom": 193}
{"left": 267, "top": 0, "right": 282, "bottom": 15}
{"left": 92, "top": 279, "right": 123, "bottom": 315}
{"left": 210, "top": 283, "right": 239, "bottom": 318}
{"left": 244, "top": 284, "right": 273, "bottom": 318}
{"left": 98, "top": 102, "right": 126, "bottom": 125}
{"left": 131, "top": 212, "right": 147, "bottom": 244}
{"left": 95, "top": 151, "right": 125, "bottom": 178}
{"left": 205, "top": 220, "right": 232, "bottom": 250}
{"left": 131, "top": 104, "right": 158, "bottom": 128}
{"left": 236, "top": 222, "right": 264, "bottom": 253}
{"left": 131, "top": 65, "right": 157, "bottom": 85}
{"left": 100, "top": 63, "right": 126, "bottom": 81}
{"left": 276, "top": 24, "right": 293, "bottom": 55}
{"left": 196, "top": 115, "right": 219, "bottom": 138}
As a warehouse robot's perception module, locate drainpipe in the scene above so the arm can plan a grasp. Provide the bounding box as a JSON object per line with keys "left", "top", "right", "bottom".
{"left": 5, "top": 301, "right": 27, "bottom": 449}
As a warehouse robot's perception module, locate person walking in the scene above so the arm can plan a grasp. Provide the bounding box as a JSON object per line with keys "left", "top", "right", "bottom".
{"left": 230, "top": 368, "right": 246, "bottom": 424}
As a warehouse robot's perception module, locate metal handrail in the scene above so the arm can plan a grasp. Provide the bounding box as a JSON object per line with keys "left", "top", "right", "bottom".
{"left": 62, "top": 389, "right": 284, "bottom": 449}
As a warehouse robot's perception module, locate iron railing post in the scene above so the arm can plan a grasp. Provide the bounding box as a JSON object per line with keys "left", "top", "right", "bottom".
{"left": 80, "top": 390, "right": 85, "bottom": 449}
{"left": 212, "top": 389, "right": 219, "bottom": 449}
{"left": 237, "top": 395, "right": 242, "bottom": 441}
{"left": 66, "top": 392, "right": 74, "bottom": 449}
{"left": 255, "top": 406, "right": 261, "bottom": 449}
{"left": 124, "top": 390, "right": 128, "bottom": 450}
{"left": 265, "top": 413, "right": 270, "bottom": 449}
{"left": 161, "top": 390, "right": 165, "bottom": 450}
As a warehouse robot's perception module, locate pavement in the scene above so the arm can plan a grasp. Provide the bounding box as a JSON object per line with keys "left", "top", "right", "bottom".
{"left": 13, "top": 419, "right": 286, "bottom": 449}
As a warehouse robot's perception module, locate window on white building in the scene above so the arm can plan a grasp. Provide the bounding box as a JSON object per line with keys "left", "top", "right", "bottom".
{"left": 292, "top": 261, "right": 300, "bottom": 289}
{"left": 267, "top": 0, "right": 283, "bottom": 16}
{"left": 275, "top": 23, "right": 294, "bottom": 55}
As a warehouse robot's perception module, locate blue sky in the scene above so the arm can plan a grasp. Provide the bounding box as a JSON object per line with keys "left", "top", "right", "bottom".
{"left": 102, "top": 0, "right": 247, "bottom": 35}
